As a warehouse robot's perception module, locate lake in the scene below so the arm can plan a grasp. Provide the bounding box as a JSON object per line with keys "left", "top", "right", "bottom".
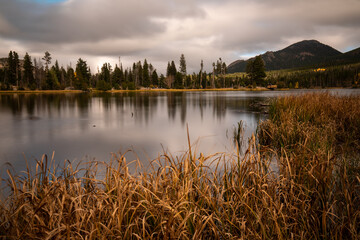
{"left": 1, "top": 89, "right": 359, "bottom": 175}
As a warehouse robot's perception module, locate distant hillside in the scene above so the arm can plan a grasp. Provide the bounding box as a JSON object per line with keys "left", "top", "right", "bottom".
{"left": 227, "top": 40, "right": 360, "bottom": 73}
{"left": 327, "top": 47, "right": 360, "bottom": 66}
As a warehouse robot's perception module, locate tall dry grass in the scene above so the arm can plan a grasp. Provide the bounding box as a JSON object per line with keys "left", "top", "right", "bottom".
{"left": 258, "top": 92, "right": 360, "bottom": 239}
{"left": 0, "top": 93, "right": 359, "bottom": 239}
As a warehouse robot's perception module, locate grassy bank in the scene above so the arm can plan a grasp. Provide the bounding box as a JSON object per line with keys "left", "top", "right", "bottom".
{"left": 0, "top": 93, "right": 359, "bottom": 239}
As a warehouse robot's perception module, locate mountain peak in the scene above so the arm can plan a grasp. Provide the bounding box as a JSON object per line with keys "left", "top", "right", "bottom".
{"left": 227, "top": 40, "right": 347, "bottom": 73}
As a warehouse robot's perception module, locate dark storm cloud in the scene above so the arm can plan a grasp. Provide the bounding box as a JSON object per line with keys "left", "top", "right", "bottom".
{"left": 0, "top": 0, "right": 359, "bottom": 72}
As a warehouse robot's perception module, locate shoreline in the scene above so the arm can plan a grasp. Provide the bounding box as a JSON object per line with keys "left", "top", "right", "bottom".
{"left": 0, "top": 87, "right": 269, "bottom": 94}
{"left": 0, "top": 87, "right": 353, "bottom": 94}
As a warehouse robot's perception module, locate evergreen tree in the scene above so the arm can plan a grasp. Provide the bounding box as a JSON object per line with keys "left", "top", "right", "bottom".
{"left": 212, "top": 62, "right": 215, "bottom": 88}
{"left": 151, "top": 70, "right": 158, "bottom": 87}
{"left": 246, "top": 56, "right": 266, "bottom": 86}
{"left": 33, "top": 58, "right": 43, "bottom": 89}
{"left": 197, "top": 71, "right": 202, "bottom": 89}
{"left": 174, "top": 72, "right": 183, "bottom": 89}
{"left": 96, "top": 63, "right": 112, "bottom": 91}
{"left": 100, "top": 63, "right": 111, "bottom": 83}
{"left": 179, "top": 54, "right": 187, "bottom": 75}
{"left": 112, "top": 64, "right": 123, "bottom": 89}
{"left": 13, "top": 52, "right": 20, "bottom": 87}
{"left": 245, "top": 59, "right": 254, "bottom": 81}
{"left": 75, "top": 58, "right": 90, "bottom": 90}
{"left": 124, "top": 69, "right": 128, "bottom": 82}
{"left": 137, "top": 61, "right": 143, "bottom": 87}
{"left": 149, "top": 64, "right": 154, "bottom": 76}
{"left": 179, "top": 54, "right": 187, "bottom": 86}
{"left": 166, "top": 62, "right": 171, "bottom": 77}
{"left": 133, "top": 62, "right": 143, "bottom": 87}
{"left": 170, "top": 61, "right": 177, "bottom": 76}
{"left": 45, "top": 68, "right": 60, "bottom": 90}
{"left": 60, "top": 67, "right": 66, "bottom": 88}
{"left": 143, "top": 59, "right": 150, "bottom": 87}
{"left": 54, "top": 60, "right": 62, "bottom": 85}
{"left": 128, "top": 69, "right": 135, "bottom": 89}
{"left": 199, "top": 59, "right": 204, "bottom": 88}
{"left": 42, "top": 51, "right": 52, "bottom": 71}
{"left": 6, "top": 51, "right": 16, "bottom": 86}
{"left": 185, "top": 75, "right": 191, "bottom": 88}
{"left": 169, "top": 61, "right": 177, "bottom": 88}
{"left": 67, "top": 67, "right": 75, "bottom": 87}
{"left": 23, "top": 52, "right": 35, "bottom": 89}
{"left": 159, "top": 74, "right": 166, "bottom": 88}
{"left": 202, "top": 71, "right": 207, "bottom": 89}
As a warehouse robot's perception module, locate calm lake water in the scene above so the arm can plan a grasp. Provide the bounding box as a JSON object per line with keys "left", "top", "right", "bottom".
{"left": 1, "top": 89, "right": 359, "bottom": 175}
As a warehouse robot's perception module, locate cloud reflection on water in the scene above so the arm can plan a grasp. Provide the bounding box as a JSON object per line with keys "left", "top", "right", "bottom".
{"left": 0, "top": 91, "right": 273, "bottom": 175}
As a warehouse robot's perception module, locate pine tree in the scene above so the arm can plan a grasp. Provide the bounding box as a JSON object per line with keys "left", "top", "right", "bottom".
{"left": 245, "top": 59, "right": 254, "bottom": 81}
{"left": 143, "top": 59, "right": 150, "bottom": 87}
{"left": 212, "top": 62, "right": 216, "bottom": 88}
{"left": 199, "top": 59, "right": 204, "bottom": 88}
{"left": 100, "top": 63, "right": 111, "bottom": 83}
{"left": 149, "top": 64, "right": 154, "bottom": 76}
{"left": 159, "top": 74, "right": 166, "bottom": 88}
{"left": 42, "top": 51, "right": 52, "bottom": 71}
{"left": 170, "top": 61, "right": 177, "bottom": 76}
{"left": 13, "top": 52, "right": 20, "bottom": 87}
{"left": 60, "top": 67, "right": 66, "bottom": 88}
{"left": 171, "top": 61, "right": 177, "bottom": 88}
{"left": 179, "top": 54, "right": 187, "bottom": 86}
{"left": 44, "top": 68, "right": 60, "bottom": 90}
{"left": 179, "top": 54, "right": 187, "bottom": 76}
{"left": 246, "top": 56, "right": 266, "bottom": 86}
{"left": 33, "top": 58, "right": 42, "bottom": 89}
{"left": 133, "top": 61, "right": 143, "bottom": 87}
{"left": 202, "top": 71, "right": 207, "bottom": 89}
{"left": 166, "top": 61, "right": 177, "bottom": 88}
{"left": 67, "top": 67, "right": 75, "bottom": 88}
{"left": 151, "top": 70, "right": 158, "bottom": 87}
{"left": 23, "top": 52, "right": 35, "bottom": 89}
{"left": 75, "top": 58, "right": 90, "bottom": 90}
{"left": 54, "top": 60, "right": 62, "bottom": 86}
{"left": 6, "top": 51, "right": 16, "bottom": 86}
{"left": 166, "top": 62, "right": 171, "bottom": 77}
{"left": 112, "top": 64, "right": 123, "bottom": 89}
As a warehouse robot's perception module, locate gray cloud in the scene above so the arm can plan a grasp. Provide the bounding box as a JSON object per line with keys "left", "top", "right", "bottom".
{"left": 0, "top": 0, "right": 359, "bottom": 73}
{"left": 0, "top": 0, "right": 167, "bottom": 43}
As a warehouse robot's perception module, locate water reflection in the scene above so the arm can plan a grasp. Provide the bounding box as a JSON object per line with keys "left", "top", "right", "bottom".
{"left": 0, "top": 92, "right": 265, "bottom": 127}
{"left": 1, "top": 89, "right": 358, "bottom": 175}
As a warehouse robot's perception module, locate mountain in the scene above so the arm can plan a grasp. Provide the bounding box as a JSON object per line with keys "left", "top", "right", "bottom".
{"left": 227, "top": 40, "right": 360, "bottom": 73}
{"left": 329, "top": 47, "right": 360, "bottom": 65}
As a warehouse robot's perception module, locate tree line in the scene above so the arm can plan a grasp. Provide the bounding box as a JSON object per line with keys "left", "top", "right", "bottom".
{"left": 265, "top": 63, "right": 360, "bottom": 88}
{"left": 0, "top": 50, "right": 358, "bottom": 91}
{"left": 0, "top": 51, "right": 235, "bottom": 91}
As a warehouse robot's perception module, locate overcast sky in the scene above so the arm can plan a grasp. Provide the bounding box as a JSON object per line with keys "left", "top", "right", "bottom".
{"left": 0, "top": 0, "right": 359, "bottom": 73}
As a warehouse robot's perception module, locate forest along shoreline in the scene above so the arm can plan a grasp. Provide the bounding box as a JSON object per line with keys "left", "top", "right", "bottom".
{"left": 2, "top": 49, "right": 360, "bottom": 92}
{"left": 0, "top": 86, "right": 356, "bottom": 94}
{"left": 0, "top": 92, "right": 359, "bottom": 239}
{"left": 0, "top": 87, "right": 272, "bottom": 94}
